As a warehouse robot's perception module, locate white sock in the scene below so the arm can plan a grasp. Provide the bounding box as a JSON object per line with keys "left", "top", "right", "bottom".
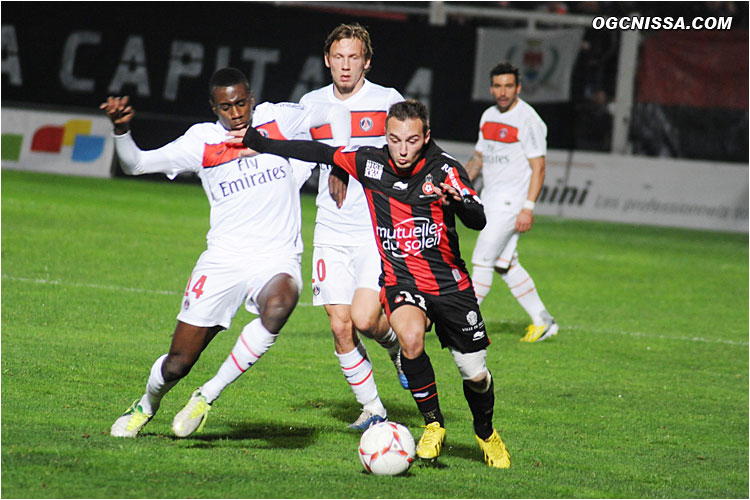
{"left": 336, "top": 342, "right": 385, "bottom": 415}
{"left": 200, "top": 319, "right": 278, "bottom": 403}
{"left": 375, "top": 327, "right": 398, "bottom": 350}
{"left": 501, "top": 263, "right": 547, "bottom": 325}
{"left": 139, "top": 354, "right": 178, "bottom": 415}
{"left": 472, "top": 264, "right": 495, "bottom": 305}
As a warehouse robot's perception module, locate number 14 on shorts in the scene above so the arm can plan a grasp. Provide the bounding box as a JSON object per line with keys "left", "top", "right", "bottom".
{"left": 185, "top": 274, "right": 207, "bottom": 299}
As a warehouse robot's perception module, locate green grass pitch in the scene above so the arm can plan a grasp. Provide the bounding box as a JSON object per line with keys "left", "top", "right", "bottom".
{"left": 2, "top": 169, "right": 747, "bottom": 498}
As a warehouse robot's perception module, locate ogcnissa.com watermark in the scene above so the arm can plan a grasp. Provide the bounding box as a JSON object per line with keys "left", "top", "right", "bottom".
{"left": 592, "top": 16, "right": 733, "bottom": 30}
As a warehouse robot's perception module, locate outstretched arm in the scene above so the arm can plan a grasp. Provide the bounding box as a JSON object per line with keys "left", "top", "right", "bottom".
{"left": 242, "top": 125, "right": 339, "bottom": 165}
{"left": 100, "top": 95, "right": 193, "bottom": 178}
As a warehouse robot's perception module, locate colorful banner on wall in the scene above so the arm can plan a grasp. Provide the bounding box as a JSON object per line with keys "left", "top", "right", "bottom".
{"left": 472, "top": 28, "right": 585, "bottom": 103}
{"left": 1, "top": 108, "right": 114, "bottom": 177}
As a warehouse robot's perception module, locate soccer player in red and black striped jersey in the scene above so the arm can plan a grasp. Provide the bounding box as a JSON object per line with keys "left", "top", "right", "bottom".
{"left": 238, "top": 100, "right": 512, "bottom": 469}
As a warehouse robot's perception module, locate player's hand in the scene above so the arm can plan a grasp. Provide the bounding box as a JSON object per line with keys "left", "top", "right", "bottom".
{"left": 99, "top": 96, "right": 134, "bottom": 135}
{"left": 329, "top": 172, "right": 347, "bottom": 208}
{"left": 225, "top": 128, "right": 259, "bottom": 158}
{"left": 516, "top": 209, "right": 534, "bottom": 233}
{"left": 435, "top": 182, "right": 462, "bottom": 206}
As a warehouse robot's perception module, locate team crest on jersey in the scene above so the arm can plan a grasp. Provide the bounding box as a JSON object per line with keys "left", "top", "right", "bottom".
{"left": 422, "top": 174, "right": 435, "bottom": 195}
{"left": 466, "top": 310, "right": 478, "bottom": 326}
{"left": 365, "top": 160, "right": 384, "bottom": 180}
{"left": 258, "top": 128, "right": 270, "bottom": 138}
{"left": 183, "top": 298, "right": 190, "bottom": 310}
{"left": 313, "top": 285, "right": 321, "bottom": 296}
{"left": 359, "top": 117, "right": 374, "bottom": 132}
{"left": 499, "top": 128, "right": 508, "bottom": 139}
{"left": 395, "top": 295, "right": 404, "bottom": 303}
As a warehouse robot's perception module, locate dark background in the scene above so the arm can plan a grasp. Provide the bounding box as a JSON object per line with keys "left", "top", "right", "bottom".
{"left": 2, "top": 1, "right": 748, "bottom": 162}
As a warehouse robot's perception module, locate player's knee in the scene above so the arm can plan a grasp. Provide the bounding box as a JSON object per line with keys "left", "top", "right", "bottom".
{"left": 259, "top": 291, "right": 298, "bottom": 332}
{"left": 329, "top": 316, "right": 354, "bottom": 341}
{"left": 464, "top": 371, "right": 492, "bottom": 393}
{"left": 398, "top": 331, "right": 426, "bottom": 359}
{"left": 351, "top": 311, "right": 378, "bottom": 337}
{"left": 451, "top": 348, "right": 490, "bottom": 391}
{"left": 162, "top": 354, "right": 194, "bottom": 382}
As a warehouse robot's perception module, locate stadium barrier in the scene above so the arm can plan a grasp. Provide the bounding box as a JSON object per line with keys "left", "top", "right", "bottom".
{"left": 438, "top": 139, "right": 749, "bottom": 233}
{"left": 2, "top": 108, "right": 745, "bottom": 233}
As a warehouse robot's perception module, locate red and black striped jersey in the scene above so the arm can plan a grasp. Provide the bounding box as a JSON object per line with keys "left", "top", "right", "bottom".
{"left": 332, "top": 140, "right": 485, "bottom": 295}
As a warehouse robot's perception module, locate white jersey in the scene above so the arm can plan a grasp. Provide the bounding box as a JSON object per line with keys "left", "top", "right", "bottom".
{"left": 113, "top": 102, "right": 349, "bottom": 257}
{"left": 300, "top": 79, "right": 404, "bottom": 246}
{"left": 474, "top": 97, "right": 547, "bottom": 212}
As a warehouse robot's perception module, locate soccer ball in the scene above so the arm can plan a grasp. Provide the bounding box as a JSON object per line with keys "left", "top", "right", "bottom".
{"left": 358, "top": 421, "right": 416, "bottom": 475}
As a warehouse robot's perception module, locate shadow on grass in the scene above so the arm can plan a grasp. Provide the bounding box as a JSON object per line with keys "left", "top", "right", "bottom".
{"left": 174, "top": 422, "right": 317, "bottom": 449}
{"left": 317, "top": 398, "right": 423, "bottom": 429}
{"left": 484, "top": 319, "right": 527, "bottom": 339}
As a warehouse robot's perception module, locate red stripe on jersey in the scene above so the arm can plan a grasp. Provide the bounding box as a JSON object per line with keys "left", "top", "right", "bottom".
{"left": 310, "top": 124, "right": 332, "bottom": 140}
{"left": 481, "top": 121, "right": 519, "bottom": 143}
{"left": 256, "top": 121, "right": 287, "bottom": 140}
{"left": 333, "top": 148, "right": 359, "bottom": 179}
{"left": 388, "top": 197, "right": 440, "bottom": 292}
{"left": 310, "top": 111, "right": 387, "bottom": 140}
{"left": 443, "top": 165, "right": 477, "bottom": 197}
{"left": 429, "top": 201, "right": 471, "bottom": 291}
{"left": 366, "top": 189, "right": 397, "bottom": 287}
{"left": 203, "top": 143, "right": 243, "bottom": 167}
{"left": 388, "top": 156, "right": 427, "bottom": 177}
{"left": 351, "top": 111, "right": 387, "bottom": 137}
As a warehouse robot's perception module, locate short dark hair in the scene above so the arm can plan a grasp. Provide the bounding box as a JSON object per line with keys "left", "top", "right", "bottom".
{"left": 387, "top": 100, "right": 430, "bottom": 134}
{"left": 490, "top": 62, "right": 520, "bottom": 86}
{"left": 208, "top": 67, "right": 251, "bottom": 102}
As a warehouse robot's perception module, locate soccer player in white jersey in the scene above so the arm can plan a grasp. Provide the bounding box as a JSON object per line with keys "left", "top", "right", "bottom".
{"left": 299, "top": 23, "right": 406, "bottom": 430}
{"left": 466, "top": 62, "right": 558, "bottom": 343}
{"left": 104, "top": 67, "right": 350, "bottom": 438}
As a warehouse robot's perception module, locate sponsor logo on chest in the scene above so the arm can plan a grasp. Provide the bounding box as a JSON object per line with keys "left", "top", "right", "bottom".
{"left": 365, "top": 160, "right": 384, "bottom": 180}
{"left": 216, "top": 158, "right": 289, "bottom": 198}
{"left": 377, "top": 217, "right": 443, "bottom": 258}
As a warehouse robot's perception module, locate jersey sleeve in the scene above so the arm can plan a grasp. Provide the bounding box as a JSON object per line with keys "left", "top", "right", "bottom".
{"left": 520, "top": 114, "right": 547, "bottom": 159}
{"left": 271, "top": 101, "right": 351, "bottom": 147}
{"left": 441, "top": 159, "right": 485, "bottom": 230}
{"left": 387, "top": 88, "right": 406, "bottom": 109}
{"left": 113, "top": 127, "right": 202, "bottom": 179}
{"left": 331, "top": 148, "right": 360, "bottom": 180}
{"left": 441, "top": 157, "right": 479, "bottom": 197}
{"left": 306, "top": 102, "right": 351, "bottom": 147}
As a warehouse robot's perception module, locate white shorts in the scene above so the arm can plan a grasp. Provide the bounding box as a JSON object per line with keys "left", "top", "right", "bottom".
{"left": 471, "top": 210, "right": 519, "bottom": 270}
{"left": 311, "top": 243, "right": 381, "bottom": 306}
{"left": 177, "top": 248, "right": 302, "bottom": 329}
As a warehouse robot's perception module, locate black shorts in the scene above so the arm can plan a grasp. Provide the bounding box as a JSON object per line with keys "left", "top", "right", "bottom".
{"left": 380, "top": 285, "right": 490, "bottom": 353}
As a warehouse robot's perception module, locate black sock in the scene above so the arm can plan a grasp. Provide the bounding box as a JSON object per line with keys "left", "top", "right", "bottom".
{"left": 401, "top": 350, "right": 444, "bottom": 427}
{"left": 463, "top": 376, "right": 494, "bottom": 440}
